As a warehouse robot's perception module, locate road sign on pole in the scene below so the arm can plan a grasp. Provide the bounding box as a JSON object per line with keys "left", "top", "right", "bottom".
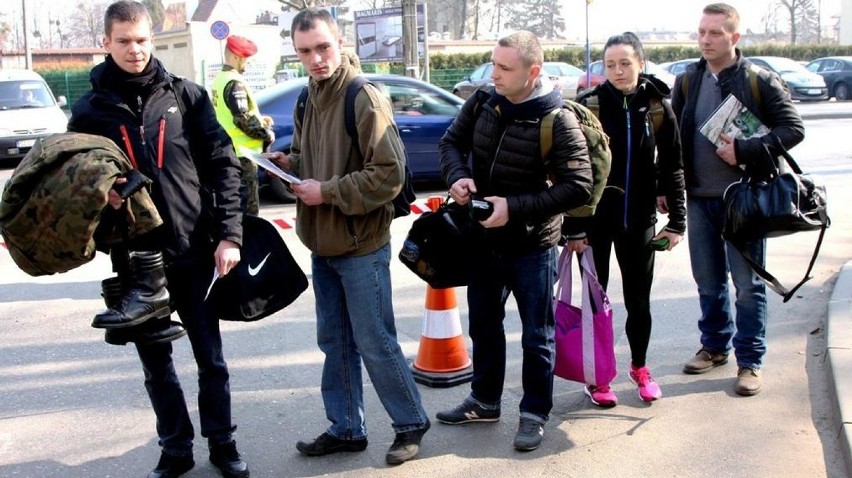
{"left": 210, "top": 20, "right": 230, "bottom": 40}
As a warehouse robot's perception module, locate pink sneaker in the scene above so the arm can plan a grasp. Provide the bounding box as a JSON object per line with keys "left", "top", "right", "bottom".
{"left": 584, "top": 384, "right": 618, "bottom": 408}
{"left": 629, "top": 364, "right": 662, "bottom": 402}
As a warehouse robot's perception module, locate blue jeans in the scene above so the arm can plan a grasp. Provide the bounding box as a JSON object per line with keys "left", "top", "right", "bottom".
{"left": 467, "top": 246, "right": 557, "bottom": 421}
{"left": 136, "top": 260, "right": 235, "bottom": 456}
{"left": 312, "top": 243, "right": 428, "bottom": 439}
{"left": 687, "top": 197, "right": 767, "bottom": 369}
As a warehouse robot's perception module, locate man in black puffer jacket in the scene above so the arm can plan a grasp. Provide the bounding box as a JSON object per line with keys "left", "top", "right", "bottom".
{"left": 436, "top": 31, "right": 592, "bottom": 452}
{"left": 67, "top": 2, "right": 249, "bottom": 477}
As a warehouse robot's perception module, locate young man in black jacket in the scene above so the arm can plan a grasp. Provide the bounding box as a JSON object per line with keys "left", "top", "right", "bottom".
{"left": 67, "top": 2, "right": 249, "bottom": 477}
{"left": 436, "top": 31, "right": 592, "bottom": 451}
{"left": 671, "top": 2, "right": 804, "bottom": 396}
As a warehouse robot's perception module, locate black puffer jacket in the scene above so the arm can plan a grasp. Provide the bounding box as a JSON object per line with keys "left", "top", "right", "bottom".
{"left": 576, "top": 74, "right": 686, "bottom": 234}
{"left": 68, "top": 57, "right": 243, "bottom": 262}
{"left": 439, "top": 85, "right": 593, "bottom": 251}
{"left": 672, "top": 49, "right": 805, "bottom": 187}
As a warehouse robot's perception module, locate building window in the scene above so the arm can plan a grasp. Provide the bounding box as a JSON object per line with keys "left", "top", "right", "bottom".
{"left": 174, "top": 42, "right": 187, "bottom": 48}
{"left": 155, "top": 45, "right": 168, "bottom": 50}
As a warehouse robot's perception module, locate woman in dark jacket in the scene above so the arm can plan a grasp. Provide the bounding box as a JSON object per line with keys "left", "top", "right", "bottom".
{"left": 568, "top": 32, "right": 686, "bottom": 407}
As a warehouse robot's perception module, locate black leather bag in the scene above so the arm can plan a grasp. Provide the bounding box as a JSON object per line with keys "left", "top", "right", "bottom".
{"left": 723, "top": 140, "right": 830, "bottom": 301}
{"left": 398, "top": 200, "right": 482, "bottom": 289}
{"left": 212, "top": 215, "right": 308, "bottom": 321}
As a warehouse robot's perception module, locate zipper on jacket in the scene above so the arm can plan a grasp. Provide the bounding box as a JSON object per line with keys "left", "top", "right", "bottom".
{"left": 137, "top": 96, "right": 146, "bottom": 146}
{"left": 157, "top": 116, "right": 166, "bottom": 169}
{"left": 489, "top": 127, "right": 510, "bottom": 184}
{"left": 623, "top": 95, "right": 632, "bottom": 230}
{"left": 119, "top": 124, "right": 139, "bottom": 169}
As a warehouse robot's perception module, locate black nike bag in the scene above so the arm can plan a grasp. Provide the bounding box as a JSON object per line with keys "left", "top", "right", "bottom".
{"left": 213, "top": 215, "right": 308, "bottom": 321}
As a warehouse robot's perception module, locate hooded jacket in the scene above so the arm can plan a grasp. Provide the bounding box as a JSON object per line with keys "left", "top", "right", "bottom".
{"left": 67, "top": 56, "right": 243, "bottom": 262}
{"left": 439, "top": 77, "right": 593, "bottom": 251}
{"left": 287, "top": 55, "right": 405, "bottom": 257}
{"left": 671, "top": 49, "right": 805, "bottom": 193}
{"left": 576, "top": 74, "right": 686, "bottom": 234}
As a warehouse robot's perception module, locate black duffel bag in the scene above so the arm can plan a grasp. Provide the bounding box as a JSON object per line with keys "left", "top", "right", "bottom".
{"left": 398, "top": 199, "right": 482, "bottom": 289}
{"left": 723, "top": 138, "right": 830, "bottom": 301}
{"left": 212, "top": 214, "right": 308, "bottom": 321}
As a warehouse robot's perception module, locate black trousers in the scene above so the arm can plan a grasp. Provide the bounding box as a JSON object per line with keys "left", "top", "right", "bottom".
{"left": 588, "top": 222, "right": 655, "bottom": 367}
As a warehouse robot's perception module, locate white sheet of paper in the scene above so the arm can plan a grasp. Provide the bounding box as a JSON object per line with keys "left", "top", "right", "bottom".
{"left": 204, "top": 267, "right": 219, "bottom": 301}
{"left": 237, "top": 145, "right": 302, "bottom": 185}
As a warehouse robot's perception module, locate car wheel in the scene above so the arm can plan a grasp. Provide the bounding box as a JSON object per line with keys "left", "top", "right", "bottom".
{"left": 834, "top": 83, "right": 850, "bottom": 101}
{"left": 270, "top": 176, "right": 297, "bottom": 202}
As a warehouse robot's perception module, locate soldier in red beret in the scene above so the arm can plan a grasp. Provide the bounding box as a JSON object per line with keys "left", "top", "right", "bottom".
{"left": 212, "top": 34, "right": 274, "bottom": 215}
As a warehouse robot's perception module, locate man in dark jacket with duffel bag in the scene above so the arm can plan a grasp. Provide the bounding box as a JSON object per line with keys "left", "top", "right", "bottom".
{"left": 436, "top": 30, "right": 592, "bottom": 452}
{"left": 67, "top": 2, "right": 249, "bottom": 477}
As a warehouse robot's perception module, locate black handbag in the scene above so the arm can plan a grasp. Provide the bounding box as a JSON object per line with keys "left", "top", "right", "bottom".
{"left": 212, "top": 215, "right": 309, "bottom": 321}
{"left": 722, "top": 139, "right": 830, "bottom": 302}
{"left": 398, "top": 199, "right": 482, "bottom": 289}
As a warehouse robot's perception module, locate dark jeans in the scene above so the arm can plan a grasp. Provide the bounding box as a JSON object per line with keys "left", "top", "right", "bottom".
{"left": 589, "top": 222, "right": 655, "bottom": 367}
{"left": 135, "top": 260, "right": 235, "bottom": 456}
{"left": 467, "top": 246, "right": 557, "bottom": 421}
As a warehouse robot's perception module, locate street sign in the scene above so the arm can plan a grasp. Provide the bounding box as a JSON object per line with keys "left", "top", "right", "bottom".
{"left": 210, "top": 20, "right": 230, "bottom": 40}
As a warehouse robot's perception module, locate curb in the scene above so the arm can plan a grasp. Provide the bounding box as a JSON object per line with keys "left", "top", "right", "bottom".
{"left": 827, "top": 261, "right": 852, "bottom": 475}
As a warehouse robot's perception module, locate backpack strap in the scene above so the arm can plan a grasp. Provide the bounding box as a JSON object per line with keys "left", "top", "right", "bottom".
{"left": 296, "top": 86, "right": 308, "bottom": 126}
{"left": 648, "top": 96, "right": 665, "bottom": 135}
{"left": 540, "top": 108, "right": 561, "bottom": 160}
{"left": 343, "top": 76, "right": 370, "bottom": 144}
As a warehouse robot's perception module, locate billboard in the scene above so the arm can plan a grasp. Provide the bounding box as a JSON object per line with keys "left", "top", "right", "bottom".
{"left": 353, "top": 5, "right": 425, "bottom": 63}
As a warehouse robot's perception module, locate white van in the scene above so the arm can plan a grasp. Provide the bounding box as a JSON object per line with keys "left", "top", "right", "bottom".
{"left": 0, "top": 69, "right": 68, "bottom": 164}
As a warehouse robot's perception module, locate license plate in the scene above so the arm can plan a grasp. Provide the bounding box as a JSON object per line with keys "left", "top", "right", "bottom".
{"left": 16, "top": 139, "right": 36, "bottom": 148}
{"left": 807, "top": 89, "right": 823, "bottom": 95}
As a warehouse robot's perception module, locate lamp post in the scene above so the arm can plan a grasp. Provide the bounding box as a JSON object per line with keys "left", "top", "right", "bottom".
{"left": 585, "top": 0, "right": 591, "bottom": 88}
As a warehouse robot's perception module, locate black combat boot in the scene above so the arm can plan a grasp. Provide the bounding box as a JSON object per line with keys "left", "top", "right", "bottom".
{"left": 99, "top": 277, "right": 187, "bottom": 346}
{"left": 92, "top": 251, "right": 171, "bottom": 329}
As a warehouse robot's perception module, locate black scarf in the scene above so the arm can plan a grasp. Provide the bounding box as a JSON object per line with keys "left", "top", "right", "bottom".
{"left": 101, "top": 54, "right": 160, "bottom": 109}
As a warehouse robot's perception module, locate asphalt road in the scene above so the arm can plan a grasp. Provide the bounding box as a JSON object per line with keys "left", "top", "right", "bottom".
{"left": 0, "top": 101, "right": 850, "bottom": 477}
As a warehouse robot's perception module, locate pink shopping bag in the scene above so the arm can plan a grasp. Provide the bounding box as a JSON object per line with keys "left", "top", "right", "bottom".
{"left": 553, "top": 246, "right": 617, "bottom": 386}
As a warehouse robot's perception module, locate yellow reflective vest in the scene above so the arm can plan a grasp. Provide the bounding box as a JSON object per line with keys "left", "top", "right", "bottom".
{"left": 212, "top": 69, "right": 263, "bottom": 154}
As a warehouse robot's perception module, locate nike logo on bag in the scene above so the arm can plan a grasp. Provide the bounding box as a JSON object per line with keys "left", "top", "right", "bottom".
{"left": 248, "top": 253, "right": 271, "bottom": 276}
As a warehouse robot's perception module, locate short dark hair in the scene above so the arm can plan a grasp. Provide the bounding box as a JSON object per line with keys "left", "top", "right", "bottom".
{"left": 104, "top": 1, "right": 152, "bottom": 37}
{"left": 703, "top": 2, "right": 740, "bottom": 33}
{"left": 603, "top": 31, "right": 646, "bottom": 62}
{"left": 497, "top": 31, "right": 543, "bottom": 67}
{"left": 290, "top": 8, "right": 339, "bottom": 41}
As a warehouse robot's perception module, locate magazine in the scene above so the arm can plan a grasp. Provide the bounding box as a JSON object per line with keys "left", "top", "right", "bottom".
{"left": 237, "top": 145, "right": 302, "bottom": 185}
{"left": 699, "top": 94, "right": 769, "bottom": 148}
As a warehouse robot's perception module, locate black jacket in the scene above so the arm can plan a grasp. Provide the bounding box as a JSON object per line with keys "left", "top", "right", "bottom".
{"left": 671, "top": 49, "right": 805, "bottom": 189}
{"left": 439, "top": 85, "right": 593, "bottom": 251}
{"left": 68, "top": 57, "right": 243, "bottom": 262}
{"left": 577, "top": 74, "right": 686, "bottom": 234}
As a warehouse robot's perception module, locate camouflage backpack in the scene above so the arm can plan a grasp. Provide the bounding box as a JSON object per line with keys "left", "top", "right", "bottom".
{"left": 471, "top": 89, "right": 612, "bottom": 217}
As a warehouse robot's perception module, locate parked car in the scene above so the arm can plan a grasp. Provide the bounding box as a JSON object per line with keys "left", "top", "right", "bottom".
{"left": 659, "top": 58, "right": 699, "bottom": 76}
{"left": 451, "top": 61, "right": 582, "bottom": 100}
{"left": 747, "top": 56, "right": 828, "bottom": 101}
{"left": 542, "top": 62, "right": 584, "bottom": 100}
{"left": 254, "top": 74, "right": 463, "bottom": 202}
{"left": 0, "top": 69, "right": 67, "bottom": 165}
{"left": 805, "top": 56, "right": 852, "bottom": 101}
{"left": 576, "top": 60, "right": 675, "bottom": 95}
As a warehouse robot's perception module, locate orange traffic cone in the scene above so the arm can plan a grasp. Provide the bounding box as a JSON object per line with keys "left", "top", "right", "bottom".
{"left": 411, "top": 274, "right": 473, "bottom": 388}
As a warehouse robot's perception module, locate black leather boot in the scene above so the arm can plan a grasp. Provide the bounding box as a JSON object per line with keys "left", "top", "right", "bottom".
{"left": 100, "top": 277, "right": 187, "bottom": 346}
{"left": 92, "top": 251, "right": 171, "bottom": 329}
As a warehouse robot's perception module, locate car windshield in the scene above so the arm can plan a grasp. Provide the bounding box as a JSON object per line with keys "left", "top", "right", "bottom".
{"left": 0, "top": 80, "right": 56, "bottom": 110}
{"left": 543, "top": 63, "right": 583, "bottom": 77}
{"left": 760, "top": 57, "right": 810, "bottom": 74}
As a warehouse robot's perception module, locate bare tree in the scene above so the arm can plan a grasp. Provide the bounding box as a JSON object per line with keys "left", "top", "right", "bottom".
{"left": 505, "top": 0, "right": 565, "bottom": 39}
{"left": 67, "top": 2, "right": 106, "bottom": 47}
{"left": 142, "top": 0, "right": 165, "bottom": 29}
{"left": 774, "top": 0, "right": 819, "bottom": 44}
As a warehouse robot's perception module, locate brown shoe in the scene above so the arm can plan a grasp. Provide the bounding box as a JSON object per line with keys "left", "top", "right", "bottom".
{"left": 683, "top": 348, "right": 729, "bottom": 374}
{"left": 734, "top": 367, "right": 762, "bottom": 396}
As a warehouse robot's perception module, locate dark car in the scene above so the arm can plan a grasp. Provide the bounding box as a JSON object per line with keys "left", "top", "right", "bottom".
{"left": 806, "top": 56, "right": 852, "bottom": 101}
{"left": 451, "top": 62, "right": 582, "bottom": 100}
{"left": 254, "top": 74, "right": 463, "bottom": 202}
{"left": 748, "top": 56, "right": 828, "bottom": 101}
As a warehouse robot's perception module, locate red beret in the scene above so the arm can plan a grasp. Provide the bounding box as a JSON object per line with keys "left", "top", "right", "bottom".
{"left": 226, "top": 35, "right": 257, "bottom": 58}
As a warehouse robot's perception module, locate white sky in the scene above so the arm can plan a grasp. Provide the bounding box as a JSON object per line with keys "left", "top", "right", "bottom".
{"left": 2, "top": 0, "right": 842, "bottom": 43}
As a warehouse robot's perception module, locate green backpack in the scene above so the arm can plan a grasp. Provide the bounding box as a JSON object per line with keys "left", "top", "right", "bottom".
{"left": 471, "top": 89, "right": 612, "bottom": 218}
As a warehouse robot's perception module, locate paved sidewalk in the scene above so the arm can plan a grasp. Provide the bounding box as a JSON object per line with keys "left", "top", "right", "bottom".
{"left": 827, "top": 261, "right": 852, "bottom": 474}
